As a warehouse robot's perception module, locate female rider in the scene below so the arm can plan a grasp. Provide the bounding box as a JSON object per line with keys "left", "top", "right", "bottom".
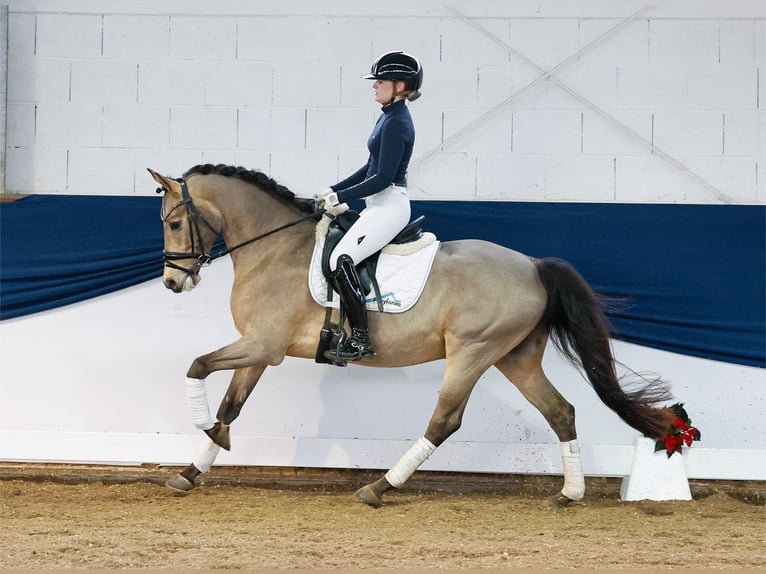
{"left": 315, "top": 51, "right": 423, "bottom": 362}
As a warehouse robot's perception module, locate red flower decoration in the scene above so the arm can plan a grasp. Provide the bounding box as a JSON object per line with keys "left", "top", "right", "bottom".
{"left": 655, "top": 404, "right": 701, "bottom": 458}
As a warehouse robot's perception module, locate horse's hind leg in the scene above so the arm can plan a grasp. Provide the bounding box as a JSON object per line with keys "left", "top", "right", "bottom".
{"left": 355, "top": 353, "right": 490, "bottom": 508}
{"left": 493, "top": 325, "right": 584, "bottom": 506}
{"left": 166, "top": 364, "right": 266, "bottom": 495}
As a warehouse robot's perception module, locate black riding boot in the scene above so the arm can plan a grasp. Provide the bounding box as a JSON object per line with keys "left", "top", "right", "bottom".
{"left": 324, "top": 255, "right": 375, "bottom": 362}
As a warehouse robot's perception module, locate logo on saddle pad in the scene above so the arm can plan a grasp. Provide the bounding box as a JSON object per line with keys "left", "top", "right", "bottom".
{"left": 309, "top": 215, "right": 439, "bottom": 314}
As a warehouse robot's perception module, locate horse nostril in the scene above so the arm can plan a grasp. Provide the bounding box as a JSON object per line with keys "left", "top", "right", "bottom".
{"left": 164, "top": 279, "right": 176, "bottom": 291}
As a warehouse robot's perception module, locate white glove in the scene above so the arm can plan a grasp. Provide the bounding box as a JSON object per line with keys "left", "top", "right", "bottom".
{"left": 314, "top": 188, "right": 334, "bottom": 208}
{"left": 315, "top": 189, "right": 348, "bottom": 216}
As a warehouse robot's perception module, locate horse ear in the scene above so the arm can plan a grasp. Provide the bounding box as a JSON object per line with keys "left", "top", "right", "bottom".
{"left": 147, "top": 168, "right": 181, "bottom": 195}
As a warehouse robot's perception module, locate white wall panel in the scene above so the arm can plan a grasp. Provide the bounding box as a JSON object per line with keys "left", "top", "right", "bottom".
{"left": 169, "top": 106, "right": 237, "bottom": 150}
{"left": 7, "top": 56, "right": 70, "bottom": 102}
{"left": 5, "top": 1, "right": 763, "bottom": 203}
{"left": 169, "top": 16, "right": 237, "bottom": 60}
{"left": 103, "top": 105, "right": 169, "bottom": 149}
{"left": 35, "top": 103, "right": 102, "bottom": 147}
{"left": 5, "top": 146, "right": 68, "bottom": 192}
{"left": 8, "top": 13, "right": 34, "bottom": 55}
{"left": 137, "top": 61, "right": 207, "bottom": 105}
{"left": 6, "top": 103, "right": 34, "bottom": 147}
{"left": 102, "top": 15, "right": 170, "bottom": 59}
{"left": 35, "top": 13, "right": 102, "bottom": 58}
{"left": 649, "top": 20, "right": 720, "bottom": 65}
{"left": 511, "top": 110, "right": 582, "bottom": 155}
{"left": 476, "top": 154, "right": 546, "bottom": 201}
{"left": 686, "top": 66, "right": 759, "bottom": 110}
{"left": 68, "top": 148, "right": 135, "bottom": 194}
{"left": 70, "top": 60, "right": 138, "bottom": 104}
{"left": 545, "top": 156, "right": 615, "bottom": 201}
{"left": 653, "top": 111, "right": 724, "bottom": 156}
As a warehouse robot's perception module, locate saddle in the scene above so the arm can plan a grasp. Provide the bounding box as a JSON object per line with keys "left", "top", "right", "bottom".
{"left": 319, "top": 211, "right": 426, "bottom": 309}
{"left": 315, "top": 210, "right": 426, "bottom": 365}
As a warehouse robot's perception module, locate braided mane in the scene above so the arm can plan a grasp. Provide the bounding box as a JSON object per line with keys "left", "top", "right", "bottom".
{"left": 183, "top": 163, "right": 315, "bottom": 215}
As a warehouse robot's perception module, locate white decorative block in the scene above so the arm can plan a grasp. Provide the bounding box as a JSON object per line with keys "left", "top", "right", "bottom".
{"left": 6, "top": 103, "right": 36, "bottom": 147}
{"left": 5, "top": 146, "right": 68, "bottom": 193}
{"left": 443, "top": 108, "right": 511, "bottom": 154}
{"left": 512, "top": 110, "right": 582, "bottom": 155}
{"left": 170, "top": 106, "right": 238, "bottom": 150}
{"left": 71, "top": 61, "right": 138, "bottom": 104}
{"left": 578, "top": 18, "right": 649, "bottom": 66}
{"left": 269, "top": 150, "right": 338, "bottom": 195}
{"left": 68, "top": 148, "right": 136, "bottom": 194}
{"left": 138, "top": 61, "right": 207, "bottom": 105}
{"left": 408, "top": 152, "right": 476, "bottom": 199}
{"left": 723, "top": 112, "right": 761, "bottom": 156}
{"left": 617, "top": 66, "right": 687, "bottom": 110}
{"left": 36, "top": 14, "right": 102, "bottom": 57}
{"left": 423, "top": 62, "right": 479, "bottom": 109}
{"left": 306, "top": 107, "right": 375, "bottom": 152}
{"left": 103, "top": 15, "right": 170, "bottom": 58}
{"left": 238, "top": 16, "right": 373, "bottom": 64}
{"left": 649, "top": 20, "right": 719, "bottom": 65}
{"left": 620, "top": 437, "right": 692, "bottom": 501}
{"left": 653, "top": 111, "right": 724, "bottom": 156}
{"left": 272, "top": 62, "right": 341, "bottom": 107}
{"left": 371, "top": 17, "right": 441, "bottom": 67}
{"left": 510, "top": 19, "right": 581, "bottom": 70}
{"left": 8, "top": 13, "right": 35, "bottom": 56}
{"left": 103, "top": 105, "right": 170, "bottom": 149}
{"left": 35, "top": 103, "right": 102, "bottom": 147}
{"left": 170, "top": 16, "right": 237, "bottom": 59}
{"left": 476, "top": 154, "right": 545, "bottom": 201}
{"left": 238, "top": 107, "right": 306, "bottom": 152}
{"left": 477, "top": 65, "right": 513, "bottom": 108}
{"left": 686, "top": 66, "right": 758, "bottom": 111}
{"left": 683, "top": 157, "right": 758, "bottom": 203}
{"left": 204, "top": 61, "right": 273, "bottom": 106}
{"left": 719, "top": 20, "right": 757, "bottom": 64}
{"left": 441, "top": 17, "right": 511, "bottom": 66}
{"left": 545, "top": 156, "right": 615, "bottom": 201}
{"left": 615, "top": 156, "right": 692, "bottom": 203}
{"left": 553, "top": 65, "right": 619, "bottom": 110}
{"left": 582, "top": 110, "right": 652, "bottom": 156}
{"left": 7, "top": 56, "right": 70, "bottom": 103}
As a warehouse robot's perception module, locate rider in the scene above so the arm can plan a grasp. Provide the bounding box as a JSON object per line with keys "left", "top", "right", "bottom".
{"left": 315, "top": 51, "right": 422, "bottom": 362}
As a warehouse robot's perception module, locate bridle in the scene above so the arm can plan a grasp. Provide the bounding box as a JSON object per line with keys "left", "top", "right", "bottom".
{"left": 158, "top": 177, "right": 320, "bottom": 277}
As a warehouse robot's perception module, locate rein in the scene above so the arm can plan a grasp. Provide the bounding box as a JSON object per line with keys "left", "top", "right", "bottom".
{"left": 160, "top": 177, "right": 320, "bottom": 275}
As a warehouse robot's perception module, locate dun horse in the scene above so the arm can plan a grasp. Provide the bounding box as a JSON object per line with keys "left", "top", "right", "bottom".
{"left": 149, "top": 163, "right": 675, "bottom": 507}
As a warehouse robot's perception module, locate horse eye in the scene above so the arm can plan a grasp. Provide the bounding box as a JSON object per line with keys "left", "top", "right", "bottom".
{"left": 168, "top": 221, "right": 182, "bottom": 231}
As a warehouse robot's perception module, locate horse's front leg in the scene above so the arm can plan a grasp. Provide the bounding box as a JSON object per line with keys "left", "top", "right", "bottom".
{"left": 165, "top": 365, "right": 266, "bottom": 494}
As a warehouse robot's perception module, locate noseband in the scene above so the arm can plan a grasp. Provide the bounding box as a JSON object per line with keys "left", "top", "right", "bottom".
{"left": 158, "top": 177, "right": 321, "bottom": 277}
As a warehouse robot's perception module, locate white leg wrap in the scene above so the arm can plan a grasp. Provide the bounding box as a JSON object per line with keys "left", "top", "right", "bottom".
{"left": 384, "top": 437, "right": 437, "bottom": 488}
{"left": 185, "top": 377, "right": 215, "bottom": 430}
{"left": 561, "top": 439, "right": 585, "bottom": 500}
{"left": 192, "top": 437, "right": 221, "bottom": 473}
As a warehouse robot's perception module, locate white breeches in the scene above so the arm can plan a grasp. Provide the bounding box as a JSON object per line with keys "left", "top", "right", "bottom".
{"left": 329, "top": 185, "right": 411, "bottom": 270}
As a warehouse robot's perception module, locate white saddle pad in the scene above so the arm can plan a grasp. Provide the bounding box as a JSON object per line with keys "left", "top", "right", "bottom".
{"left": 308, "top": 217, "right": 440, "bottom": 314}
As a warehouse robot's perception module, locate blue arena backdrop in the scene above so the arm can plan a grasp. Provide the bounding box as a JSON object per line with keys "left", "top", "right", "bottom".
{"left": 1, "top": 195, "right": 763, "bottom": 368}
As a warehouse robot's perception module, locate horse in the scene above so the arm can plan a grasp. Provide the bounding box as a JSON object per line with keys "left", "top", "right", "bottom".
{"left": 148, "top": 163, "right": 675, "bottom": 507}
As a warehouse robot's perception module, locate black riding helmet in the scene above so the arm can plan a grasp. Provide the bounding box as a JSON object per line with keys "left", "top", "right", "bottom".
{"left": 363, "top": 51, "right": 423, "bottom": 91}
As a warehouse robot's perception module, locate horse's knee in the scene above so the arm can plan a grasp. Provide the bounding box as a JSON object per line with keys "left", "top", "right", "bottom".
{"left": 187, "top": 357, "right": 210, "bottom": 380}
{"left": 425, "top": 414, "right": 462, "bottom": 446}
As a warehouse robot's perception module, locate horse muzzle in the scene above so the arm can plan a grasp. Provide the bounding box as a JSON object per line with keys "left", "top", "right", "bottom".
{"left": 163, "top": 272, "right": 200, "bottom": 293}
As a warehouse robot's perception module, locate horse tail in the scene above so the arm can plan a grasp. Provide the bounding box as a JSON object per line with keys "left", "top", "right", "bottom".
{"left": 534, "top": 257, "right": 674, "bottom": 439}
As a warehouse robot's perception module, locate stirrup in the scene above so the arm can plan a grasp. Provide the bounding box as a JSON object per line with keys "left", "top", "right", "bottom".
{"left": 324, "top": 329, "right": 375, "bottom": 362}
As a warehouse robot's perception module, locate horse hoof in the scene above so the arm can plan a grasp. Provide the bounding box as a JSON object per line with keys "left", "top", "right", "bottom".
{"left": 354, "top": 485, "right": 383, "bottom": 508}
{"left": 165, "top": 473, "right": 195, "bottom": 496}
{"left": 547, "top": 492, "right": 577, "bottom": 508}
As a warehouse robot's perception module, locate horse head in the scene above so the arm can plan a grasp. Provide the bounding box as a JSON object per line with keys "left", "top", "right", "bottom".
{"left": 148, "top": 168, "right": 222, "bottom": 293}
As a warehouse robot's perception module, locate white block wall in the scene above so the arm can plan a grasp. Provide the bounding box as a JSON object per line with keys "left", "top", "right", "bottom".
{"left": 5, "top": 0, "right": 765, "bottom": 203}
